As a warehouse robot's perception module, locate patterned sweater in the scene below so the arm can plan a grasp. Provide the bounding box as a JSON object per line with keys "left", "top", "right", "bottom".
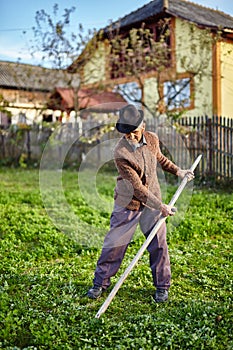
{"left": 113, "top": 131, "right": 179, "bottom": 211}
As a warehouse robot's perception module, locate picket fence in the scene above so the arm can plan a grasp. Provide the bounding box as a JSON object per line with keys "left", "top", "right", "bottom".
{"left": 0, "top": 115, "right": 232, "bottom": 180}
{"left": 178, "top": 115, "right": 233, "bottom": 179}
{"left": 146, "top": 115, "right": 233, "bottom": 180}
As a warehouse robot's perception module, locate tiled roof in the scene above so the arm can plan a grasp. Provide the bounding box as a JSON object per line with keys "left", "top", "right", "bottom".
{"left": 48, "top": 87, "right": 127, "bottom": 112}
{"left": 0, "top": 61, "right": 73, "bottom": 91}
{"left": 107, "top": 0, "right": 233, "bottom": 31}
{"left": 167, "top": 0, "right": 233, "bottom": 29}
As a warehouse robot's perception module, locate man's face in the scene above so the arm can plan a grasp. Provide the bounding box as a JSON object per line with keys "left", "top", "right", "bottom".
{"left": 125, "top": 123, "right": 145, "bottom": 145}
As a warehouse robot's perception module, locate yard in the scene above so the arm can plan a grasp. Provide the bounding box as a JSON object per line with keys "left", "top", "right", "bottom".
{"left": 0, "top": 168, "right": 232, "bottom": 349}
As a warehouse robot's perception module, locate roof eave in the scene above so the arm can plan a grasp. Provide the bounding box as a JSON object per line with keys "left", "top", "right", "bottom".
{"left": 0, "top": 84, "right": 51, "bottom": 93}
{"left": 165, "top": 8, "right": 233, "bottom": 31}
{"left": 103, "top": 11, "right": 168, "bottom": 36}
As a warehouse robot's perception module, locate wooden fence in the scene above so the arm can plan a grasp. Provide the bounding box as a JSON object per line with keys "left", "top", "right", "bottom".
{"left": 0, "top": 115, "right": 232, "bottom": 180}
{"left": 182, "top": 116, "right": 232, "bottom": 179}
{"left": 145, "top": 115, "right": 233, "bottom": 180}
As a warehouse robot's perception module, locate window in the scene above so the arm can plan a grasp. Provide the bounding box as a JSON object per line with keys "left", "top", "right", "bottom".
{"left": 0, "top": 112, "right": 10, "bottom": 126}
{"left": 43, "top": 114, "right": 53, "bottom": 122}
{"left": 163, "top": 78, "right": 191, "bottom": 110}
{"left": 113, "top": 82, "right": 142, "bottom": 107}
{"left": 18, "top": 113, "right": 27, "bottom": 124}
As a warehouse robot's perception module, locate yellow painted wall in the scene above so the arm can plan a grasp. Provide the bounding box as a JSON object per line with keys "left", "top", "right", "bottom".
{"left": 144, "top": 77, "right": 159, "bottom": 116}
{"left": 175, "top": 18, "right": 213, "bottom": 117}
{"left": 83, "top": 42, "right": 108, "bottom": 84}
{"left": 221, "top": 41, "right": 233, "bottom": 118}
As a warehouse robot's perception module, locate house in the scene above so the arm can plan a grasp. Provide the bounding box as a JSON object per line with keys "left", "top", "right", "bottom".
{"left": 70, "top": 0, "right": 233, "bottom": 119}
{"left": 0, "top": 61, "right": 76, "bottom": 125}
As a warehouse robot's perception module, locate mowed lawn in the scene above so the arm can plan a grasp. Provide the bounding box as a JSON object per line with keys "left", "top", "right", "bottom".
{"left": 0, "top": 168, "right": 232, "bottom": 349}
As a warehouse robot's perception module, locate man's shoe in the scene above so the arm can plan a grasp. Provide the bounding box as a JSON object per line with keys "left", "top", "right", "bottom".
{"left": 87, "top": 285, "right": 103, "bottom": 299}
{"left": 154, "top": 288, "right": 168, "bottom": 303}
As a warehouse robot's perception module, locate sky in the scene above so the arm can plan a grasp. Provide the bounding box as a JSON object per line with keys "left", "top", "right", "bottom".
{"left": 0, "top": 0, "right": 233, "bottom": 67}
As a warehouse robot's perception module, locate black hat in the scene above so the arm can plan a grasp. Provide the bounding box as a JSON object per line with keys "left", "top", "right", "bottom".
{"left": 116, "top": 104, "right": 144, "bottom": 134}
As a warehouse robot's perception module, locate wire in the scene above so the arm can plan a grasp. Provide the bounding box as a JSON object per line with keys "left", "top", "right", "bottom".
{"left": 0, "top": 28, "right": 32, "bottom": 32}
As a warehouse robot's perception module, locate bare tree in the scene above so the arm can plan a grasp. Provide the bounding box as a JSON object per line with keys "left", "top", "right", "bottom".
{"left": 30, "top": 4, "right": 94, "bottom": 69}
{"left": 28, "top": 3, "right": 107, "bottom": 122}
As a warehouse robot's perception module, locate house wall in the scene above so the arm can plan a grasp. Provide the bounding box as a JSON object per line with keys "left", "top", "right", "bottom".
{"left": 0, "top": 88, "right": 53, "bottom": 124}
{"left": 143, "top": 77, "right": 159, "bottom": 116}
{"left": 175, "top": 18, "right": 213, "bottom": 117}
{"left": 143, "top": 18, "right": 214, "bottom": 118}
{"left": 221, "top": 41, "right": 233, "bottom": 118}
{"left": 83, "top": 42, "right": 108, "bottom": 85}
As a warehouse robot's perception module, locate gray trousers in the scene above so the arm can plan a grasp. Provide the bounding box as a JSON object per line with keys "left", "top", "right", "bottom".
{"left": 93, "top": 203, "right": 171, "bottom": 290}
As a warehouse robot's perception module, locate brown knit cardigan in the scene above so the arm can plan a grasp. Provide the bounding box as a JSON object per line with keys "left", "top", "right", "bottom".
{"left": 113, "top": 131, "right": 179, "bottom": 211}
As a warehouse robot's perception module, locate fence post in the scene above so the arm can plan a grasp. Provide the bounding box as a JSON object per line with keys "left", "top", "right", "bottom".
{"left": 206, "top": 117, "right": 213, "bottom": 176}
{"left": 1, "top": 132, "right": 6, "bottom": 159}
{"left": 26, "top": 129, "right": 31, "bottom": 163}
{"left": 230, "top": 119, "right": 233, "bottom": 179}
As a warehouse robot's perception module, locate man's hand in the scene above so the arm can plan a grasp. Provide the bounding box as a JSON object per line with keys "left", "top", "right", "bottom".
{"left": 176, "top": 168, "right": 195, "bottom": 182}
{"left": 161, "top": 204, "right": 177, "bottom": 217}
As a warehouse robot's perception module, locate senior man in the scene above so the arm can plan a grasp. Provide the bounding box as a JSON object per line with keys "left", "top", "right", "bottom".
{"left": 87, "top": 104, "right": 194, "bottom": 302}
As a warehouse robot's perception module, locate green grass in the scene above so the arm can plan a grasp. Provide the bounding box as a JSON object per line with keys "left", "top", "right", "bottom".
{"left": 0, "top": 168, "right": 232, "bottom": 349}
